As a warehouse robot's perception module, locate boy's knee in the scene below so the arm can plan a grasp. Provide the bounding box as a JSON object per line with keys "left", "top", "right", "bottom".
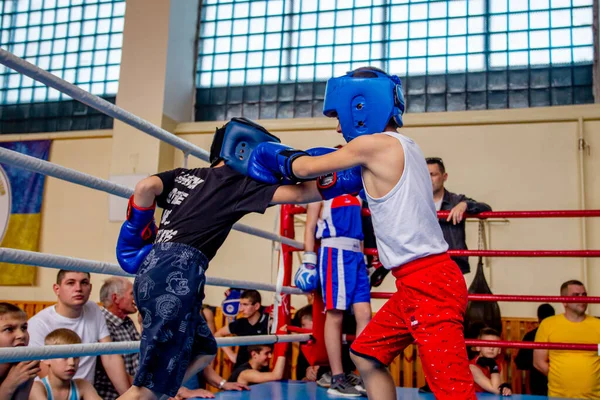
{"left": 326, "top": 309, "right": 344, "bottom": 323}
{"left": 354, "top": 305, "right": 372, "bottom": 321}
{"left": 350, "top": 350, "right": 384, "bottom": 371}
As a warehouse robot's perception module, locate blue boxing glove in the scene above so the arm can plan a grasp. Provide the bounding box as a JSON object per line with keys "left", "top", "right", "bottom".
{"left": 247, "top": 142, "right": 309, "bottom": 184}
{"left": 116, "top": 196, "right": 157, "bottom": 274}
{"left": 294, "top": 252, "right": 318, "bottom": 292}
{"left": 305, "top": 146, "right": 363, "bottom": 200}
{"left": 317, "top": 165, "right": 363, "bottom": 200}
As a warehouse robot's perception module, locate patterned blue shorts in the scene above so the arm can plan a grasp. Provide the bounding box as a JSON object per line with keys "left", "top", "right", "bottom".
{"left": 133, "top": 242, "right": 217, "bottom": 397}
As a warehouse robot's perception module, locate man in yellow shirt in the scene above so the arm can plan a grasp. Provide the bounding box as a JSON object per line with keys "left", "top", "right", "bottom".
{"left": 534, "top": 279, "right": 600, "bottom": 399}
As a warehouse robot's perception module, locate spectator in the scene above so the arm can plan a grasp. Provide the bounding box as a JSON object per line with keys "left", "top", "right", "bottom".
{"left": 227, "top": 345, "right": 286, "bottom": 386}
{"left": 514, "top": 303, "right": 555, "bottom": 395}
{"left": 534, "top": 280, "right": 600, "bottom": 398}
{"left": 0, "top": 302, "right": 39, "bottom": 400}
{"left": 469, "top": 327, "right": 512, "bottom": 396}
{"left": 95, "top": 277, "right": 140, "bottom": 399}
{"left": 426, "top": 157, "right": 492, "bottom": 274}
{"left": 214, "top": 290, "right": 269, "bottom": 370}
{"left": 27, "top": 270, "right": 130, "bottom": 395}
{"left": 29, "top": 329, "right": 101, "bottom": 399}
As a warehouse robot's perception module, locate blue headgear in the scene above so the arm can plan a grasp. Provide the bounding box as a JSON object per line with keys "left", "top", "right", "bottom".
{"left": 322, "top": 68, "right": 405, "bottom": 142}
{"left": 211, "top": 117, "right": 280, "bottom": 174}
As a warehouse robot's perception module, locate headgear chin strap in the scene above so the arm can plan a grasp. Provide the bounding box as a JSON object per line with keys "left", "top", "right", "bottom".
{"left": 322, "top": 68, "right": 405, "bottom": 143}
{"left": 211, "top": 117, "right": 280, "bottom": 175}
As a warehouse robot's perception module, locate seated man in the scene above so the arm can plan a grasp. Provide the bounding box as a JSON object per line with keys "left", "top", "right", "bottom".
{"left": 28, "top": 270, "right": 130, "bottom": 394}
{"left": 469, "top": 328, "right": 512, "bottom": 396}
{"left": 227, "top": 345, "right": 286, "bottom": 386}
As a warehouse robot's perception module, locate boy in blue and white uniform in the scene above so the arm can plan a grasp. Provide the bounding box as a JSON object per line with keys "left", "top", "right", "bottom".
{"left": 302, "top": 191, "right": 371, "bottom": 396}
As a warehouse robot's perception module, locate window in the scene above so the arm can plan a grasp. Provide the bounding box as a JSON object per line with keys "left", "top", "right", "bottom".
{"left": 0, "top": 0, "right": 126, "bottom": 105}
{"left": 196, "top": 0, "right": 594, "bottom": 119}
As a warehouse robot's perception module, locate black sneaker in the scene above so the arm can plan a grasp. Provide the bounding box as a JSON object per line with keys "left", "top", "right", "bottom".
{"left": 418, "top": 384, "right": 432, "bottom": 393}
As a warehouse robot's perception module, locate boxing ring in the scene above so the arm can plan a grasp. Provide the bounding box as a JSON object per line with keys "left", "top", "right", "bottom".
{"left": 0, "top": 47, "right": 599, "bottom": 400}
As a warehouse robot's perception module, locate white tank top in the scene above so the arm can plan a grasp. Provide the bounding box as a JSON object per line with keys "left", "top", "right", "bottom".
{"left": 364, "top": 132, "right": 448, "bottom": 269}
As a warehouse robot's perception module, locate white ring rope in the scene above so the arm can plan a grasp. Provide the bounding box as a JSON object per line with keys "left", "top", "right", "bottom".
{"left": 0, "top": 147, "right": 133, "bottom": 199}
{"left": 0, "top": 334, "right": 312, "bottom": 364}
{"left": 271, "top": 249, "right": 286, "bottom": 334}
{"left": 0, "top": 147, "right": 304, "bottom": 250}
{"left": 0, "top": 48, "right": 209, "bottom": 162}
{"left": 0, "top": 248, "right": 304, "bottom": 295}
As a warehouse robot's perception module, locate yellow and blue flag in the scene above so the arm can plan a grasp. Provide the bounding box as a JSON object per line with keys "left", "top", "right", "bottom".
{"left": 0, "top": 140, "right": 51, "bottom": 286}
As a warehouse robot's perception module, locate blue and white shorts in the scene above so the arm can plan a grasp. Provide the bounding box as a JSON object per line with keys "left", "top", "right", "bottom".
{"left": 133, "top": 242, "right": 217, "bottom": 397}
{"left": 319, "top": 243, "right": 370, "bottom": 311}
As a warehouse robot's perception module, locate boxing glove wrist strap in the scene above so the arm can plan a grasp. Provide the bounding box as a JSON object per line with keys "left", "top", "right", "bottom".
{"left": 302, "top": 251, "right": 317, "bottom": 265}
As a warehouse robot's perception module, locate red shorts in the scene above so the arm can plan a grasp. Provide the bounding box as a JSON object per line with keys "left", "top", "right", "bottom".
{"left": 350, "top": 253, "right": 476, "bottom": 400}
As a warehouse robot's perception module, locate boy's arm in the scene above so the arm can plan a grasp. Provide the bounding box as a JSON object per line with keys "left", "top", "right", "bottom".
{"left": 98, "top": 337, "right": 131, "bottom": 395}
{"left": 27, "top": 381, "right": 46, "bottom": 400}
{"left": 214, "top": 326, "right": 237, "bottom": 363}
{"left": 490, "top": 372, "right": 502, "bottom": 390}
{"left": 133, "top": 176, "right": 164, "bottom": 207}
{"left": 0, "top": 361, "right": 40, "bottom": 400}
{"left": 292, "top": 135, "right": 376, "bottom": 179}
{"left": 469, "top": 365, "right": 499, "bottom": 394}
{"left": 270, "top": 181, "right": 323, "bottom": 205}
{"left": 304, "top": 202, "right": 322, "bottom": 252}
{"left": 203, "top": 366, "right": 249, "bottom": 391}
{"left": 238, "top": 356, "right": 286, "bottom": 385}
{"left": 77, "top": 379, "right": 103, "bottom": 400}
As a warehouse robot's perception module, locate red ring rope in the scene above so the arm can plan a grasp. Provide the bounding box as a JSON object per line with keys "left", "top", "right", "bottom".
{"left": 363, "top": 248, "right": 600, "bottom": 257}
{"left": 360, "top": 208, "right": 600, "bottom": 219}
{"left": 369, "top": 293, "right": 600, "bottom": 303}
{"left": 295, "top": 332, "right": 598, "bottom": 352}
{"left": 466, "top": 340, "right": 598, "bottom": 351}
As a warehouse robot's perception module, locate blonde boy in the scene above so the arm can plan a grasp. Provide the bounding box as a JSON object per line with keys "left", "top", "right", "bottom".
{"left": 30, "top": 329, "right": 101, "bottom": 400}
{"left": 469, "top": 328, "right": 512, "bottom": 396}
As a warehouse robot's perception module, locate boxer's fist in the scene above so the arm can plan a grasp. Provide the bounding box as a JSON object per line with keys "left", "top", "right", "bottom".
{"left": 476, "top": 357, "right": 499, "bottom": 374}
{"left": 116, "top": 196, "right": 157, "bottom": 274}
{"left": 247, "top": 142, "right": 308, "bottom": 184}
{"left": 317, "top": 166, "right": 363, "bottom": 200}
{"left": 294, "top": 252, "right": 318, "bottom": 292}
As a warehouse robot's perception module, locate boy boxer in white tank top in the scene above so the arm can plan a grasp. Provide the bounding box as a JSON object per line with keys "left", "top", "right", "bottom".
{"left": 242, "top": 68, "right": 477, "bottom": 400}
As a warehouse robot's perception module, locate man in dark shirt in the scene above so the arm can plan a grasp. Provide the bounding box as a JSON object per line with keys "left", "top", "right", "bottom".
{"left": 115, "top": 118, "right": 324, "bottom": 400}
{"left": 215, "top": 290, "right": 269, "bottom": 370}
{"left": 515, "top": 303, "right": 555, "bottom": 395}
{"left": 426, "top": 157, "right": 492, "bottom": 274}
